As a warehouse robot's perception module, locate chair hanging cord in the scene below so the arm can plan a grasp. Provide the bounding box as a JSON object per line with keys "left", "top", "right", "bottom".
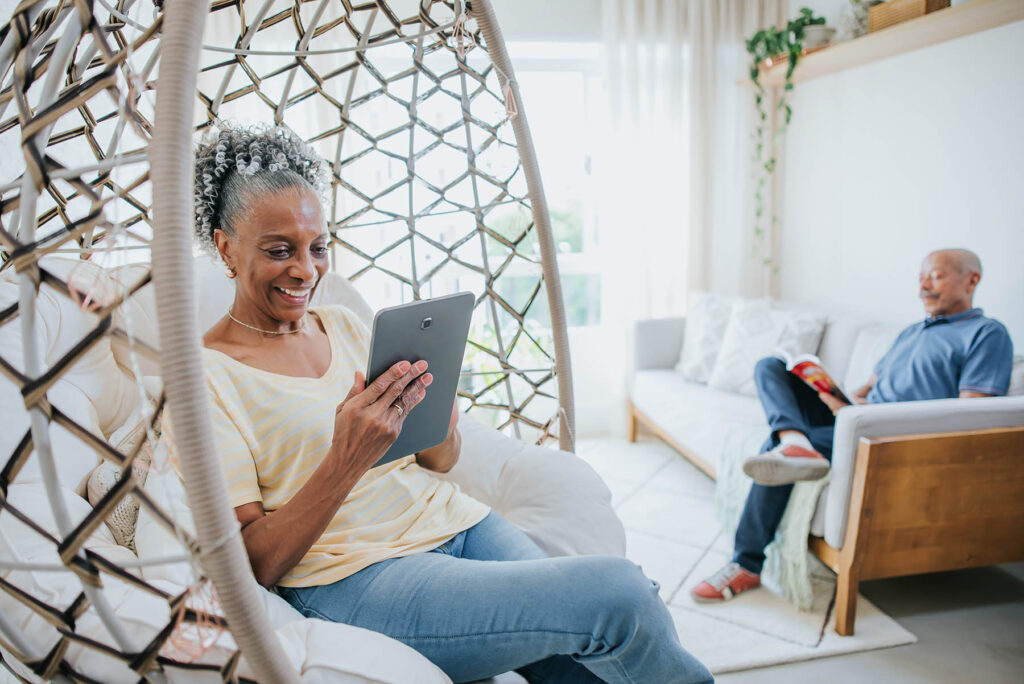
{"left": 503, "top": 82, "right": 519, "bottom": 120}
{"left": 452, "top": 9, "right": 518, "bottom": 120}
{"left": 452, "top": 11, "right": 476, "bottom": 59}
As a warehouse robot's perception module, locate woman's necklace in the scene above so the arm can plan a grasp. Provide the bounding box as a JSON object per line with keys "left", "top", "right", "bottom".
{"left": 227, "top": 308, "right": 307, "bottom": 335}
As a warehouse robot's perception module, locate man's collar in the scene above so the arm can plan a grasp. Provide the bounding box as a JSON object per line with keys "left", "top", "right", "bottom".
{"left": 924, "top": 307, "right": 983, "bottom": 326}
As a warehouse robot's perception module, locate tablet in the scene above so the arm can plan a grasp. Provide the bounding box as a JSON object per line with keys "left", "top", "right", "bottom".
{"left": 365, "top": 291, "right": 474, "bottom": 466}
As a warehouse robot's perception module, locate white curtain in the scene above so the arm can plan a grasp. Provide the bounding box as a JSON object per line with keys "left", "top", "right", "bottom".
{"left": 574, "top": 0, "right": 783, "bottom": 437}
{"left": 684, "top": 0, "right": 787, "bottom": 299}
{"left": 595, "top": 0, "right": 785, "bottom": 325}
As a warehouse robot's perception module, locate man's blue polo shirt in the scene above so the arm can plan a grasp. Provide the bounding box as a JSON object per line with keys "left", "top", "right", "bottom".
{"left": 867, "top": 308, "right": 1013, "bottom": 403}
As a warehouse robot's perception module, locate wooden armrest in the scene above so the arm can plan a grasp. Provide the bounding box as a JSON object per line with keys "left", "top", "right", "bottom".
{"left": 815, "top": 425, "right": 1024, "bottom": 636}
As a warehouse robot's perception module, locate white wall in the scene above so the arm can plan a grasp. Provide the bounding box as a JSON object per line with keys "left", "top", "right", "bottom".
{"left": 493, "top": 0, "right": 602, "bottom": 42}
{"left": 779, "top": 16, "right": 1024, "bottom": 343}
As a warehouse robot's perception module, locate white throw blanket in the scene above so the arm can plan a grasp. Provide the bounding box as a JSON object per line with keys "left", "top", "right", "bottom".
{"left": 714, "top": 427, "right": 831, "bottom": 611}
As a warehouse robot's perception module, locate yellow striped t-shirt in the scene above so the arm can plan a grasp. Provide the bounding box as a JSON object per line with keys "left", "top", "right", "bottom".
{"left": 202, "top": 304, "right": 489, "bottom": 587}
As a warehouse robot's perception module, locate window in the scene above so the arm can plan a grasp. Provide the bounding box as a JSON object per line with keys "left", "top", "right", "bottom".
{"left": 508, "top": 42, "right": 603, "bottom": 329}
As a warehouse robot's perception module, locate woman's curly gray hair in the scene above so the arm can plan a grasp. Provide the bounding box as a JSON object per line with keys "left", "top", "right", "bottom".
{"left": 193, "top": 125, "right": 330, "bottom": 254}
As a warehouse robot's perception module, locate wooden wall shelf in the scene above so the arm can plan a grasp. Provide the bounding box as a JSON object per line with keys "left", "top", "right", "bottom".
{"left": 745, "top": 0, "right": 1024, "bottom": 89}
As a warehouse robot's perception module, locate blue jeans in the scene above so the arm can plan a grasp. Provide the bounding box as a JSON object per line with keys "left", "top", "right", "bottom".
{"left": 733, "top": 357, "right": 836, "bottom": 574}
{"left": 278, "top": 512, "right": 713, "bottom": 684}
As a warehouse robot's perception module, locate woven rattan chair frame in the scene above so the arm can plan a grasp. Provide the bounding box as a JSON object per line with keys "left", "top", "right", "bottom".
{"left": 1, "top": 0, "right": 573, "bottom": 680}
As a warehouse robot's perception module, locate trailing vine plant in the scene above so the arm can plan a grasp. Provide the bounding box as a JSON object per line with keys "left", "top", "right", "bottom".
{"left": 745, "top": 8, "right": 825, "bottom": 265}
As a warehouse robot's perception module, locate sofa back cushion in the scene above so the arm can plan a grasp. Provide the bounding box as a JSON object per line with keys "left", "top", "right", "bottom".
{"left": 675, "top": 292, "right": 734, "bottom": 383}
{"left": 842, "top": 324, "right": 904, "bottom": 392}
{"left": 707, "top": 299, "right": 826, "bottom": 397}
{"left": 1008, "top": 355, "right": 1024, "bottom": 396}
{"left": 815, "top": 316, "right": 869, "bottom": 388}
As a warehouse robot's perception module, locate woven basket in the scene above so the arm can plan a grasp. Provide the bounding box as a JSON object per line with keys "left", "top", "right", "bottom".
{"left": 869, "top": 0, "right": 951, "bottom": 32}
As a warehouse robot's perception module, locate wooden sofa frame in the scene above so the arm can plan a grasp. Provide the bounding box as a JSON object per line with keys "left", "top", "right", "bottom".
{"left": 628, "top": 401, "right": 1024, "bottom": 635}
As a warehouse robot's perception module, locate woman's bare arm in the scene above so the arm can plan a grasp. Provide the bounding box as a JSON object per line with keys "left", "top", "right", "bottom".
{"left": 236, "top": 455, "right": 364, "bottom": 587}
{"left": 236, "top": 361, "right": 430, "bottom": 587}
{"left": 415, "top": 401, "right": 461, "bottom": 473}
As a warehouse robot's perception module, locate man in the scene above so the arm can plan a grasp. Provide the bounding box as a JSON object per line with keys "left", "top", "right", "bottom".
{"left": 691, "top": 249, "right": 1014, "bottom": 602}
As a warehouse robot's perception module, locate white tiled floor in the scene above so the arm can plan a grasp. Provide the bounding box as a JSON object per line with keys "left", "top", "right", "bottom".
{"left": 577, "top": 431, "right": 1024, "bottom": 683}
{"left": 576, "top": 435, "right": 721, "bottom": 597}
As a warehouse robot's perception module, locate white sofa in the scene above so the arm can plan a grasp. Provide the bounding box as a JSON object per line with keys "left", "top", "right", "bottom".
{"left": 627, "top": 302, "right": 1024, "bottom": 633}
{"left": 0, "top": 256, "right": 624, "bottom": 682}
{"left": 628, "top": 304, "right": 1024, "bottom": 546}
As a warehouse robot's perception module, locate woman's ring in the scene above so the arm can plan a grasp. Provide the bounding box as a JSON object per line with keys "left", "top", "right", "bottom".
{"left": 393, "top": 403, "right": 404, "bottom": 416}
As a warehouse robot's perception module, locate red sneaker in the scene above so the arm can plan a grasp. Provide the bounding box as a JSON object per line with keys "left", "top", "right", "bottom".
{"left": 742, "top": 443, "right": 830, "bottom": 486}
{"left": 691, "top": 562, "right": 761, "bottom": 602}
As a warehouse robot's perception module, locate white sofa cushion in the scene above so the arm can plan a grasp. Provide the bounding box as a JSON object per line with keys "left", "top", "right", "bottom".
{"left": 708, "top": 299, "right": 826, "bottom": 397}
{"left": 632, "top": 370, "right": 765, "bottom": 474}
{"left": 675, "top": 292, "right": 734, "bottom": 383}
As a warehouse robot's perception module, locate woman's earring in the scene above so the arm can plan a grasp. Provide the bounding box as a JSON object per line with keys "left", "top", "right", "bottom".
{"left": 225, "top": 266, "right": 237, "bottom": 279}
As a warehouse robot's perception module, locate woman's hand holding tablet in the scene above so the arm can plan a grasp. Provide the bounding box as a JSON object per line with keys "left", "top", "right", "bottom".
{"left": 363, "top": 292, "right": 474, "bottom": 467}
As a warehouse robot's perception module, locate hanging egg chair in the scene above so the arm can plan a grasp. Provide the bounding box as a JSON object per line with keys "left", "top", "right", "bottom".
{"left": 0, "top": 1, "right": 605, "bottom": 681}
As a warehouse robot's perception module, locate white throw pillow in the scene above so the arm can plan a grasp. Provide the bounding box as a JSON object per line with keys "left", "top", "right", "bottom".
{"left": 675, "top": 292, "right": 735, "bottom": 383}
{"left": 842, "top": 324, "right": 904, "bottom": 392}
{"left": 707, "top": 299, "right": 826, "bottom": 397}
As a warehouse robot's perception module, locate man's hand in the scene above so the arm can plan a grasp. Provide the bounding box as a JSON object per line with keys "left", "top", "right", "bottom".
{"left": 817, "top": 391, "right": 850, "bottom": 415}
{"left": 850, "top": 374, "right": 876, "bottom": 405}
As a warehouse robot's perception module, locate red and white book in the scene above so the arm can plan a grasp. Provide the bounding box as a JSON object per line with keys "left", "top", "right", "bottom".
{"left": 774, "top": 350, "right": 852, "bottom": 406}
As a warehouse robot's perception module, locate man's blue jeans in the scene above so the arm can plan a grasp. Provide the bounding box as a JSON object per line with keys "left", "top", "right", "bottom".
{"left": 278, "top": 512, "right": 713, "bottom": 684}
{"left": 733, "top": 357, "right": 835, "bottom": 574}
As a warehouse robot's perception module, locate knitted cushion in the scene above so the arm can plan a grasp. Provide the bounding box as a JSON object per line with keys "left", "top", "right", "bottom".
{"left": 85, "top": 408, "right": 158, "bottom": 551}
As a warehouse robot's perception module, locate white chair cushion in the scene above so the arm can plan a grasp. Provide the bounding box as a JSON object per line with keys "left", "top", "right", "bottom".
{"left": 108, "top": 256, "right": 375, "bottom": 378}
{"left": 675, "top": 292, "right": 734, "bottom": 383}
{"left": 22, "top": 258, "right": 141, "bottom": 435}
{"left": 1, "top": 481, "right": 450, "bottom": 684}
{"left": 708, "top": 299, "right": 826, "bottom": 397}
{"left": 281, "top": 620, "right": 450, "bottom": 684}
{"left": 442, "top": 417, "right": 625, "bottom": 558}
{"left": 5, "top": 254, "right": 616, "bottom": 683}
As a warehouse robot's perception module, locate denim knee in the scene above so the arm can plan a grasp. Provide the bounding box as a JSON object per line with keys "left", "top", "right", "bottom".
{"left": 583, "top": 557, "right": 663, "bottom": 628}
{"left": 754, "top": 356, "right": 786, "bottom": 381}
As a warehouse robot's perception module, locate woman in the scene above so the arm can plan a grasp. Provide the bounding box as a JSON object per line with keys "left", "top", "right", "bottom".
{"left": 193, "top": 125, "right": 712, "bottom": 684}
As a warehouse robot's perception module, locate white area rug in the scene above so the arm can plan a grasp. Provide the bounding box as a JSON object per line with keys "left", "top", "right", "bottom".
{"left": 577, "top": 436, "right": 917, "bottom": 675}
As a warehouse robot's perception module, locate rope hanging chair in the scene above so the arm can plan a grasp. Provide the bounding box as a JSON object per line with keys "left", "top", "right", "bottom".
{"left": 0, "top": 0, "right": 576, "bottom": 680}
